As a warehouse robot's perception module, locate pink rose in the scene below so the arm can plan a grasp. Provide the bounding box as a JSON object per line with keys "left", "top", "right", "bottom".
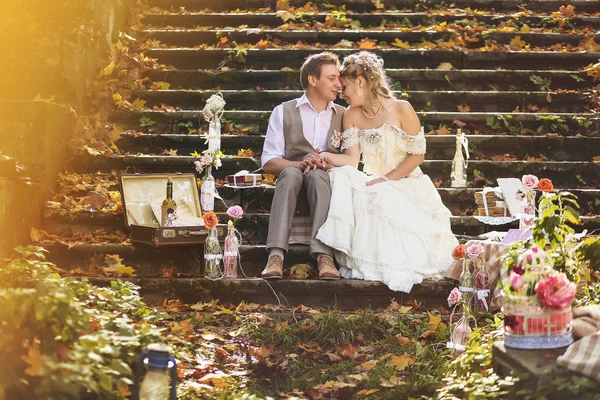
{"left": 535, "top": 272, "right": 576, "bottom": 310}
{"left": 447, "top": 287, "right": 462, "bottom": 306}
{"left": 521, "top": 175, "right": 539, "bottom": 191}
{"left": 201, "top": 154, "right": 213, "bottom": 166}
{"left": 466, "top": 243, "right": 484, "bottom": 260}
{"left": 509, "top": 271, "right": 524, "bottom": 290}
{"left": 226, "top": 205, "right": 244, "bottom": 219}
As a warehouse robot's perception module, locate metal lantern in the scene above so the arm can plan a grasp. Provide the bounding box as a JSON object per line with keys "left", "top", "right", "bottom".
{"left": 132, "top": 343, "right": 177, "bottom": 400}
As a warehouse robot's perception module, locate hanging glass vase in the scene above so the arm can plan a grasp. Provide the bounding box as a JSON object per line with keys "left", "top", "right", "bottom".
{"left": 207, "top": 118, "right": 221, "bottom": 153}
{"left": 204, "top": 227, "right": 222, "bottom": 280}
{"left": 475, "top": 264, "right": 491, "bottom": 312}
{"left": 448, "top": 309, "right": 473, "bottom": 356}
{"left": 200, "top": 166, "right": 215, "bottom": 212}
{"left": 459, "top": 258, "right": 475, "bottom": 312}
{"left": 519, "top": 189, "right": 536, "bottom": 229}
{"left": 223, "top": 222, "right": 241, "bottom": 278}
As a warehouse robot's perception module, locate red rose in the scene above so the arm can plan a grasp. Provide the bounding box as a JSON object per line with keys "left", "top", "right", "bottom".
{"left": 203, "top": 211, "right": 218, "bottom": 229}
{"left": 537, "top": 178, "right": 554, "bottom": 193}
{"left": 452, "top": 244, "right": 466, "bottom": 260}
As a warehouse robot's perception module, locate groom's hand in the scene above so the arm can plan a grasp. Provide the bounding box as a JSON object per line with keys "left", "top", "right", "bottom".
{"left": 302, "top": 148, "right": 324, "bottom": 173}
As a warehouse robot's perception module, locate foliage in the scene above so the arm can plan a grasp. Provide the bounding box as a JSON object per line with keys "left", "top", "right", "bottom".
{"left": 436, "top": 318, "right": 519, "bottom": 399}
{"left": 529, "top": 75, "right": 552, "bottom": 91}
{"left": 532, "top": 191, "right": 581, "bottom": 281}
{"left": 537, "top": 115, "right": 569, "bottom": 134}
{"left": 0, "top": 246, "right": 168, "bottom": 400}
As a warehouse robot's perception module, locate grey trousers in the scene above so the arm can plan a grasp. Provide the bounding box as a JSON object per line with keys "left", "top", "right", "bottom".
{"left": 266, "top": 167, "right": 333, "bottom": 258}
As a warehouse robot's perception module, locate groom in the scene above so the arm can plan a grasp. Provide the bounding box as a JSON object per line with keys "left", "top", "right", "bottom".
{"left": 260, "top": 52, "right": 345, "bottom": 280}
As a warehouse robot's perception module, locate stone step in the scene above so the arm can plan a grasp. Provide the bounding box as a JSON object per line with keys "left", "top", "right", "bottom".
{"left": 68, "top": 154, "right": 260, "bottom": 176}
{"left": 65, "top": 156, "right": 600, "bottom": 186}
{"left": 145, "top": 0, "right": 600, "bottom": 13}
{"left": 43, "top": 206, "right": 600, "bottom": 240}
{"left": 143, "top": 68, "right": 593, "bottom": 91}
{"left": 142, "top": 12, "right": 600, "bottom": 30}
{"left": 116, "top": 133, "right": 600, "bottom": 162}
{"left": 133, "top": 89, "right": 589, "bottom": 113}
{"left": 144, "top": 48, "right": 600, "bottom": 70}
{"left": 84, "top": 275, "right": 456, "bottom": 309}
{"left": 111, "top": 110, "right": 600, "bottom": 136}
{"left": 139, "top": 28, "right": 599, "bottom": 48}
{"left": 49, "top": 171, "right": 600, "bottom": 214}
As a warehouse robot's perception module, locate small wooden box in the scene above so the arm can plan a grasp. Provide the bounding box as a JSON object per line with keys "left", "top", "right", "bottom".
{"left": 226, "top": 174, "right": 262, "bottom": 187}
{"left": 120, "top": 173, "right": 225, "bottom": 247}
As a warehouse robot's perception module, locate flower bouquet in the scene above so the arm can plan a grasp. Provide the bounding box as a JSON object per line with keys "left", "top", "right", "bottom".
{"left": 516, "top": 175, "right": 554, "bottom": 229}
{"left": 193, "top": 149, "right": 223, "bottom": 212}
{"left": 202, "top": 92, "right": 226, "bottom": 152}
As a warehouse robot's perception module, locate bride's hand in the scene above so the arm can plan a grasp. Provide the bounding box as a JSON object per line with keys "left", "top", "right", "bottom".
{"left": 366, "top": 178, "right": 385, "bottom": 186}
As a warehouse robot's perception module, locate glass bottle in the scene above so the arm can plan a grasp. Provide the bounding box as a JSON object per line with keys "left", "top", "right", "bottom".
{"left": 200, "top": 166, "right": 215, "bottom": 212}
{"left": 223, "top": 221, "right": 240, "bottom": 278}
{"left": 459, "top": 258, "right": 474, "bottom": 312}
{"left": 204, "top": 227, "right": 222, "bottom": 280}
{"left": 161, "top": 177, "right": 177, "bottom": 227}
{"left": 208, "top": 118, "right": 221, "bottom": 153}
{"left": 451, "top": 129, "right": 468, "bottom": 187}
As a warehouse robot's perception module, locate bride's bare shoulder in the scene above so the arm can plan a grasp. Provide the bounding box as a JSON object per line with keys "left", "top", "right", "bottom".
{"left": 342, "top": 106, "right": 362, "bottom": 129}
{"left": 393, "top": 99, "right": 416, "bottom": 114}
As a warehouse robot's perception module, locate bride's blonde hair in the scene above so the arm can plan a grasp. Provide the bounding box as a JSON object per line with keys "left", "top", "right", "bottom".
{"left": 340, "top": 51, "right": 395, "bottom": 106}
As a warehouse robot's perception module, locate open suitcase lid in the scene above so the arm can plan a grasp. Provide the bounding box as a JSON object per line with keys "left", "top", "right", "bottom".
{"left": 119, "top": 173, "right": 202, "bottom": 229}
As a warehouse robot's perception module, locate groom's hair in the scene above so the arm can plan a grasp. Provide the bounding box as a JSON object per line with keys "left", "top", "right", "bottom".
{"left": 300, "top": 52, "right": 340, "bottom": 89}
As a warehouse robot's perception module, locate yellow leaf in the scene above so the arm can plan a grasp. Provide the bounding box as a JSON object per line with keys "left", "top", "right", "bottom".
{"left": 275, "top": 10, "right": 295, "bottom": 22}
{"left": 428, "top": 311, "right": 442, "bottom": 331}
{"left": 436, "top": 62, "right": 455, "bottom": 70}
{"left": 520, "top": 24, "right": 531, "bottom": 33}
{"left": 262, "top": 174, "right": 276, "bottom": 185}
{"left": 387, "top": 353, "right": 415, "bottom": 371}
{"left": 103, "top": 61, "right": 115, "bottom": 76}
{"left": 509, "top": 36, "right": 528, "bottom": 50}
{"left": 256, "top": 39, "right": 270, "bottom": 49}
{"left": 290, "top": 263, "right": 312, "bottom": 279}
{"left": 30, "top": 227, "right": 42, "bottom": 243}
{"left": 237, "top": 148, "right": 255, "bottom": 157}
{"left": 22, "top": 344, "right": 44, "bottom": 376}
{"left": 105, "top": 254, "right": 124, "bottom": 266}
{"left": 116, "top": 265, "right": 135, "bottom": 277}
{"left": 132, "top": 98, "right": 147, "bottom": 108}
{"left": 457, "top": 104, "right": 471, "bottom": 112}
{"left": 275, "top": 0, "right": 290, "bottom": 10}
{"left": 359, "top": 38, "right": 377, "bottom": 50}
{"left": 154, "top": 81, "right": 171, "bottom": 90}
{"left": 546, "top": 92, "right": 552, "bottom": 103}
{"left": 392, "top": 38, "right": 411, "bottom": 49}
{"left": 112, "top": 93, "right": 126, "bottom": 108}
{"left": 165, "top": 149, "right": 178, "bottom": 156}
{"left": 357, "top": 389, "right": 380, "bottom": 396}
{"left": 371, "top": 0, "right": 384, "bottom": 9}
{"left": 335, "top": 39, "right": 355, "bottom": 49}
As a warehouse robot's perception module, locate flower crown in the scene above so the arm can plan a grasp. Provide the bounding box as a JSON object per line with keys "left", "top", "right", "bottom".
{"left": 343, "top": 52, "right": 384, "bottom": 72}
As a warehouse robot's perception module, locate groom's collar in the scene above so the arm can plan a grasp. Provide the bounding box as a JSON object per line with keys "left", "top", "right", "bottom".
{"left": 296, "top": 93, "right": 338, "bottom": 114}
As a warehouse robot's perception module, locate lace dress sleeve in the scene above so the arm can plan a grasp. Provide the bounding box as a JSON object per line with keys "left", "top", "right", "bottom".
{"left": 392, "top": 126, "right": 426, "bottom": 155}
{"left": 336, "top": 127, "right": 360, "bottom": 152}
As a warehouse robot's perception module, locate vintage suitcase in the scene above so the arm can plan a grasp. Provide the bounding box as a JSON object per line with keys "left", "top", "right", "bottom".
{"left": 120, "top": 173, "right": 225, "bottom": 247}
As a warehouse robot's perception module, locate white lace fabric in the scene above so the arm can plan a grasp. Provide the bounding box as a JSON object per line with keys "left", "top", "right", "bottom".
{"left": 317, "top": 124, "right": 457, "bottom": 293}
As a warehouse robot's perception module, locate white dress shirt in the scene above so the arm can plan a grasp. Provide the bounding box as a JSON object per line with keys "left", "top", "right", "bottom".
{"left": 261, "top": 94, "right": 338, "bottom": 167}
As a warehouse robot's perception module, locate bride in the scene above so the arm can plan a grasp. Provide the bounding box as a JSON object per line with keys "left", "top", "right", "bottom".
{"left": 315, "top": 51, "right": 459, "bottom": 293}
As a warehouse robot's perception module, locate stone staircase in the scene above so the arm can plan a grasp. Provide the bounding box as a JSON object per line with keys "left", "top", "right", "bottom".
{"left": 40, "top": 0, "right": 600, "bottom": 309}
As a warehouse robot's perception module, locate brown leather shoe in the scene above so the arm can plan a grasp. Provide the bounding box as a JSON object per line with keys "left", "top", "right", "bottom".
{"left": 261, "top": 255, "right": 283, "bottom": 279}
{"left": 318, "top": 256, "right": 340, "bottom": 280}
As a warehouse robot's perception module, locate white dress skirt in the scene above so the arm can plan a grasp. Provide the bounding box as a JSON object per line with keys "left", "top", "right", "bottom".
{"left": 316, "top": 124, "right": 459, "bottom": 293}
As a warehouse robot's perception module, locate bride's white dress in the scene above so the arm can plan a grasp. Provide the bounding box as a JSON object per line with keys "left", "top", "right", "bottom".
{"left": 316, "top": 123, "right": 459, "bottom": 292}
